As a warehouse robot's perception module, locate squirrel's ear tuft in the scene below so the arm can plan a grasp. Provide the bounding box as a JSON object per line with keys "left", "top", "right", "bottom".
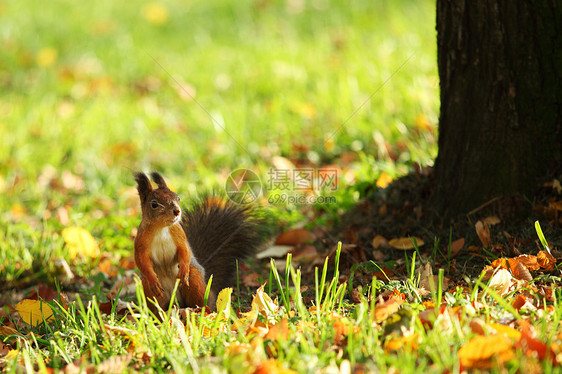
{"left": 134, "top": 172, "right": 152, "bottom": 203}
{"left": 150, "top": 172, "right": 168, "bottom": 189}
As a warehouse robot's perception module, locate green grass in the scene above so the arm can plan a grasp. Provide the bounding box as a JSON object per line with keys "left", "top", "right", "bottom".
{"left": 3, "top": 246, "right": 561, "bottom": 372}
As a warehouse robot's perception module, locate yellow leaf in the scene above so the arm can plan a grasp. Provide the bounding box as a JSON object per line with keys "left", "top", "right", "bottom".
{"left": 376, "top": 172, "right": 392, "bottom": 188}
{"left": 389, "top": 237, "right": 424, "bottom": 250}
{"left": 62, "top": 227, "right": 100, "bottom": 259}
{"left": 489, "top": 323, "right": 521, "bottom": 340}
{"left": 241, "top": 284, "right": 279, "bottom": 326}
{"left": 15, "top": 299, "right": 54, "bottom": 326}
{"left": 414, "top": 114, "right": 431, "bottom": 131}
{"left": 142, "top": 2, "right": 169, "bottom": 25}
{"left": 10, "top": 203, "right": 26, "bottom": 220}
{"left": 36, "top": 47, "right": 58, "bottom": 67}
{"left": 5, "top": 349, "right": 19, "bottom": 360}
{"left": 216, "top": 287, "right": 232, "bottom": 319}
{"left": 458, "top": 334, "right": 514, "bottom": 369}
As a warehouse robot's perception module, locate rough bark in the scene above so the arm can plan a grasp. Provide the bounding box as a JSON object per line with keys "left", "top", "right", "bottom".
{"left": 433, "top": 0, "right": 562, "bottom": 219}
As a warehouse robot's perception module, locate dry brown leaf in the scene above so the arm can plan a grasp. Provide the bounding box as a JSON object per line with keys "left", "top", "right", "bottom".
{"left": 291, "top": 245, "right": 317, "bottom": 261}
{"left": 372, "top": 235, "right": 389, "bottom": 249}
{"left": 458, "top": 334, "right": 514, "bottom": 369}
{"left": 449, "top": 238, "right": 465, "bottom": 257}
{"left": 388, "top": 237, "right": 424, "bottom": 250}
{"left": 0, "top": 326, "right": 20, "bottom": 343}
{"left": 512, "top": 261, "right": 532, "bottom": 281}
{"left": 515, "top": 254, "right": 540, "bottom": 271}
{"left": 243, "top": 273, "right": 262, "bottom": 288}
{"left": 475, "top": 221, "right": 492, "bottom": 248}
{"left": 482, "top": 215, "right": 501, "bottom": 226}
{"left": 537, "top": 250, "right": 556, "bottom": 271}
{"left": 275, "top": 229, "right": 315, "bottom": 246}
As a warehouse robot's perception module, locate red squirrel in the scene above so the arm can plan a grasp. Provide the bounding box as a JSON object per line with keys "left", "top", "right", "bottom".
{"left": 133, "top": 171, "right": 262, "bottom": 313}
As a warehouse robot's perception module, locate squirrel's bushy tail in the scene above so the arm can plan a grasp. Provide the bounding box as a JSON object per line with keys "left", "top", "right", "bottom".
{"left": 181, "top": 197, "right": 266, "bottom": 295}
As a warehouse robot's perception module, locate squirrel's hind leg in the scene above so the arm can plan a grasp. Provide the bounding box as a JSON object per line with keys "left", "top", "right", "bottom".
{"left": 180, "top": 264, "right": 216, "bottom": 309}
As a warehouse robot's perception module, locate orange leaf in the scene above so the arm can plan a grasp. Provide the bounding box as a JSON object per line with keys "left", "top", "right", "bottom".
{"left": 517, "top": 320, "right": 556, "bottom": 363}
{"left": 373, "top": 294, "right": 404, "bottom": 322}
{"left": 275, "top": 229, "right": 315, "bottom": 246}
{"left": 376, "top": 172, "right": 393, "bottom": 188}
{"left": 458, "top": 335, "right": 514, "bottom": 369}
{"left": 511, "top": 294, "right": 527, "bottom": 310}
{"left": 537, "top": 250, "right": 556, "bottom": 271}
{"left": 388, "top": 237, "right": 424, "bottom": 250}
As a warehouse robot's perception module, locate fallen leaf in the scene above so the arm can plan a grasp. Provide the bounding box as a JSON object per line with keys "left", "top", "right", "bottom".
{"left": 512, "top": 261, "right": 532, "bottom": 281}
{"left": 487, "top": 268, "right": 513, "bottom": 297}
{"left": 0, "top": 326, "right": 20, "bottom": 343}
{"left": 254, "top": 359, "right": 297, "bottom": 374}
{"left": 243, "top": 273, "right": 262, "bottom": 288}
{"left": 482, "top": 216, "right": 501, "bottom": 226}
{"left": 0, "top": 341, "right": 10, "bottom": 356}
{"left": 458, "top": 334, "right": 514, "bottom": 369}
{"left": 475, "top": 221, "right": 492, "bottom": 248}
{"left": 36, "top": 47, "right": 58, "bottom": 67}
{"left": 97, "top": 354, "right": 133, "bottom": 374}
{"left": 449, "top": 238, "right": 465, "bottom": 257}
{"left": 384, "top": 333, "right": 419, "bottom": 352}
{"left": 15, "top": 299, "right": 54, "bottom": 326}
{"left": 373, "top": 293, "right": 404, "bottom": 322}
{"left": 141, "top": 2, "right": 169, "bottom": 25}
{"left": 275, "top": 229, "right": 315, "bottom": 246}
{"left": 256, "top": 245, "right": 293, "bottom": 259}
{"left": 511, "top": 295, "right": 527, "bottom": 310}
{"left": 264, "top": 319, "right": 289, "bottom": 341}
{"left": 517, "top": 320, "right": 556, "bottom": 362}
{"left": 372, "top": 235, "right": 389, "bottom": 249}
{"left": 389, "top": 237, "right": 424, "bottom": 250}
{"left": 216, "top": 288, "right": 232, "bottom": 319}
{"left": 62, "top": 227, "right": 100, "bottom": 260}
{"left": 537, "top": 250, "right": 556, "bottom": 271}
{"left": 291, "top": 245, "right": 317, "bottom": 261}
{"left": 376, "top": 172, "right": 392, "bottom": 188}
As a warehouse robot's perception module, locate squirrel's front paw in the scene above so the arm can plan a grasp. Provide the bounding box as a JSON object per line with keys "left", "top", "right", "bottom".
{"left": 149, "top": 280, "right": 165, "bottom": 299}
{"left": 178, "top": 265, "right": 190, "bottom": 286}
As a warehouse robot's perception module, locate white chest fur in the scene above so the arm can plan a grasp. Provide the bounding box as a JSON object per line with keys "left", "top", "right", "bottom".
{"left": 151, "top": 227, "right": 177, "bottom": 267}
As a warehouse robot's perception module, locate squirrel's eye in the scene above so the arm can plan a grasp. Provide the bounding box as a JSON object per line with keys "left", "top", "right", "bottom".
{"left": 151, "top": 200, "right": 158, "bottom": 209}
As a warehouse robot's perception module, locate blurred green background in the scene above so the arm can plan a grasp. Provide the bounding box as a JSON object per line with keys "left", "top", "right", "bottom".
{"left": 0, "top": 0, "right": 437, "bottom": 278}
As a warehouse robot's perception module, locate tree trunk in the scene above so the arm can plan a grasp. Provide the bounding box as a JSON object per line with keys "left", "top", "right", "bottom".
{"left": 433, "top": 0, "right": 562, "bottom": 219}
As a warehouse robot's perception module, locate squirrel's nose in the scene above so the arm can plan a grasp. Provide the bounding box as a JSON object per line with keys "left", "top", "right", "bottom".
{"left": 173, "top": 208, "right": 180, "bottom": 217}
